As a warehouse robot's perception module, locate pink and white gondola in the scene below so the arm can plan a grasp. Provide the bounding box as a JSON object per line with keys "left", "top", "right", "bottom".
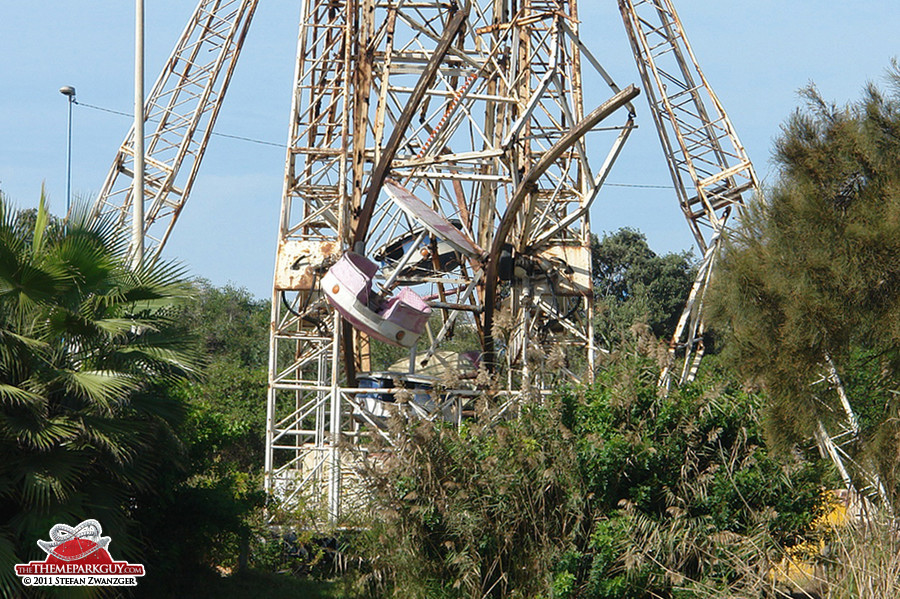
{"left": 322, "top": 251, "right": 431, "bottom": 347}
{"left": 322, "top": 180, "right": 485, "bottom": 349}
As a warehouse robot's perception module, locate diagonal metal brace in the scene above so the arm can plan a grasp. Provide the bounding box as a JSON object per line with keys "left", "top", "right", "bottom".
{"left": 352, "top": 5, "right": 469, "bottom": 248}
{"left": 345, "top": 5, "right": 469, "bottom": 384}
{"left": 481, "top": 84, "right": 640, "bottom": 369}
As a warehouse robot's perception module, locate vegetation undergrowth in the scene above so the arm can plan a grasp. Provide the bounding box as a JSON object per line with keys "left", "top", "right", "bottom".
{"left": 342, "top": 347, "right": 831, "bottom": 599}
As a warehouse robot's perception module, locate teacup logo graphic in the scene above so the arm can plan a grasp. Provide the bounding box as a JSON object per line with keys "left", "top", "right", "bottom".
{"left": 15, "top": 519, "right": 144, "bottom": 587}
{"left": 37, "top": 519, "right": 111, "bottom": 563}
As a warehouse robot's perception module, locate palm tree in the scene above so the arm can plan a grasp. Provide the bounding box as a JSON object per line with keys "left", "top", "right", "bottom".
{"left": 0, "top": 191, "right": 201, "bottom": 596}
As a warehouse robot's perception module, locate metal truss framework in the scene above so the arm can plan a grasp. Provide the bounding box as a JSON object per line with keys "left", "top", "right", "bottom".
{"left": 264, "top": 0, "right": 637, "bottom": 522}
{"left": 811, "top": 358, "right": 891, "bottom": 511}
{"left": 619, "top": 0, "right": 758, "bottom": 387}
{"left": 91, "top": 0, "right": 258, "bottom": 264}
{"left": 80, "top": 0, "right": 886, "bottom": 522}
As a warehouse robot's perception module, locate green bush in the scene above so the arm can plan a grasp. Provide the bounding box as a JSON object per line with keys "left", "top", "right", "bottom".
{"left": 351, "top": 402, "right": 586, "bottom": 599}
{"left": 344, "top": 351, "right": 829, "bottom": 598}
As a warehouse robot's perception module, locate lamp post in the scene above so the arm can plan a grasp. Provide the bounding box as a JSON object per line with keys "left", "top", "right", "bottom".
{"left": 133, "top": 0, "right": 145, "bottom": 268}
{"left": 59, "top": 85, "right": 76, "bottom": 219}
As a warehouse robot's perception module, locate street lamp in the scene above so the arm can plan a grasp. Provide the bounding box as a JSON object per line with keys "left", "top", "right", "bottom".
{"left": 59, "top": 85, "right": 76, "bottom": 219}
{"left": 133, "top": 0, "right": 145, "bottom": 267}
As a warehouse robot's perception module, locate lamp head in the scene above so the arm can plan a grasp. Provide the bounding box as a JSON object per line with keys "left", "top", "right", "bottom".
{"left": 59, "top": 86, "right": 76, "bottom": 98}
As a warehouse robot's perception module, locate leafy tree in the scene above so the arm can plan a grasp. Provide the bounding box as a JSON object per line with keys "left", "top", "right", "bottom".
{"left": 0, "top": 194, "right": 331, "bottom": 596}
{"left": 184, "top": 280, "right": 270, "bottom": 366}
{"left": 134, "top": 281, "right": 273, "bottom": 593}
{"left": 0, "top": 194, "right": 201, "bottom": 597}
{"left": 178, "top": 280, "right": 270, "bottom": 469}
{"left": 709, "top": 70, "right": 900, "bottom": 496}
{"left": 591, "top": 229, "right": 695, "bottom": 345}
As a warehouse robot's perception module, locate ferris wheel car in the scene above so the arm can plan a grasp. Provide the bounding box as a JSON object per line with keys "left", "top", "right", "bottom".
{"left": 322, "top": 251, "right": 431, "bottom": 347}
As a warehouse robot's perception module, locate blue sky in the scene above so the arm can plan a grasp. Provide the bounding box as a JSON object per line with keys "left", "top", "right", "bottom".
{"left": 1, "top": 1, "right": 898, "bottom": 298}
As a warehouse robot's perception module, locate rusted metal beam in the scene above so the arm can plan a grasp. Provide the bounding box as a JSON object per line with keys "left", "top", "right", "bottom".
{"left": 481, "top": 84, "right": 640, "bottom": 368}
{"left": 351, "top": 5, "right": 469, "bottom": 248}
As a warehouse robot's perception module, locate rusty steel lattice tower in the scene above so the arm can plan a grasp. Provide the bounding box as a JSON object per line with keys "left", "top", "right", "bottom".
{"left": 264, "top": 0, "right": 638, "bottom": 521}
{"left": 82, "top": 0, "right": 889, "bottom": 521}
{"left": 619, "top": 0, "right": 759, "bottom": 387}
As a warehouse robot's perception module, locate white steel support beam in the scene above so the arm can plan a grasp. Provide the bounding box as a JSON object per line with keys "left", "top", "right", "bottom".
{"left": 620, "top": 0, "right": 758, "bottom": 387}
{"left": 93, "top": 0, "right": 259, "bottom": 264}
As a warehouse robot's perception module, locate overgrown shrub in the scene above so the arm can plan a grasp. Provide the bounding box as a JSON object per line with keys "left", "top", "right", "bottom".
{"left": 351, "top": 401, "right": 586, "bottom": 598}
{"left": 822, "top": 513, "right": 900, "bottom": 598}
{"left": 561, "top": 354, "right": 829, "bottom": 597}
{"left": 344, "top": 351, "right": 829, "bottom": 598}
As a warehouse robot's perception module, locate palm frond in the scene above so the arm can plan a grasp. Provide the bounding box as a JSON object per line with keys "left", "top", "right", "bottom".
{"left": 0, "top": 414, "right": 79, "bottom": 451}
{"left": 58, "top": 370, "right": 139, "bottom": 413}
{"left": 29, "top": 185, "right": 50, "bottom": 258}
{"left": 0, "top": 531, "right": 23, "bottom": 599}
{"left": 91, "top": 317, "right": 141, "bottom": 339}
{"left": 0, "top": 383, "right": 42, "bottom": 408}
{"left": 21, "top": 464, "right": 78, "bottom": 507}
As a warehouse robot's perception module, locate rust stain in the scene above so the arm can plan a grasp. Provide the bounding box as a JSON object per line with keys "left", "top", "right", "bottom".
{"left": 274, "top": 240, "right": 342, "bottom": 291}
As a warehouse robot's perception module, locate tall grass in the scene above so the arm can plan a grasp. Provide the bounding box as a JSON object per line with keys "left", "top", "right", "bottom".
{"left": 823, "top": 514, "right": 900, "bottom": 598}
